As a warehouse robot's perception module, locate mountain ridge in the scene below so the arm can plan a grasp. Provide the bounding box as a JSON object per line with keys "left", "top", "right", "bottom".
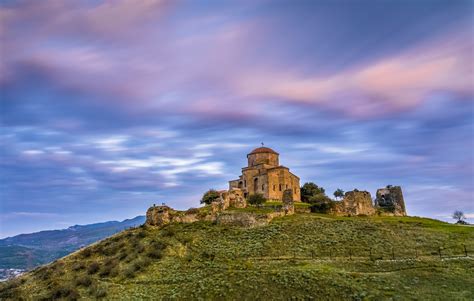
{"left": 0, "top": 216, "right": 145, "bottom": 273}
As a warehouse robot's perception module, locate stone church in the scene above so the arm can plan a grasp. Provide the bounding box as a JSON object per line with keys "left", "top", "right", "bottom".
{"left": 229, "top": 146, "right": 301, "bottom": 201}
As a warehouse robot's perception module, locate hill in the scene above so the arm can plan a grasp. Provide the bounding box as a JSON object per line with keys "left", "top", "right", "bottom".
{"left": 1, "top": 213, "right": 473, "bottom": 300}
{"left": 0, "top": 216, "right": 145, "bottom": 274}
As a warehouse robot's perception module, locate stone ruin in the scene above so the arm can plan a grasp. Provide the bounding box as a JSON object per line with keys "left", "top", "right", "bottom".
{"left": 212, "top": 188, "right": 246, "bottom": 213}
{"left": 145, "top": 185, "right": 407, "bottom": 227}
{"left": 374, "top": 185, "right": 407, "bottom": 216}
{"left": 146, "top": 205, "right": 200, "bottom": 227}
{"left": 146, "top": 188, "right": 295, "bottom": 228}
{"left": 282, "top": 189, "right": 295, "bottom": 215}
{"left": 332, "top": 190, "right": 375, "bottom": 216}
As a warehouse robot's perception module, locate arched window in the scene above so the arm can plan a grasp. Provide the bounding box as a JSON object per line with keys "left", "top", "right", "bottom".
{"left": 254, "top": 178, "right": 258, "bottom": 193}
{"left": 273, "top": 185, "right": 276, "bottom": 191}
{"left": 279, "top": 184, "right": 282, "bottom": 191}
{"left": 262, "top": 184, "right": 265, "bottom": 191}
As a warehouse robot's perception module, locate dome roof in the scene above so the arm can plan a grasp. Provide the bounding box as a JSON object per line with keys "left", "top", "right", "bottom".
{"left": 248, "top": 147, "right": 279, "bottom": 155}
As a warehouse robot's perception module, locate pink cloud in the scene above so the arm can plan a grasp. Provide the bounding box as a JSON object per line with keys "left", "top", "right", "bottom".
{"left": 232, "top": 28, "right": 473, "bottom": 118}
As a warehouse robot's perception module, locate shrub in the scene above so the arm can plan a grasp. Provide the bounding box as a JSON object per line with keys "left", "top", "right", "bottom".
{"left": 248, "top": 193, "right": 266, "bottom": 206}
{"left": 310, "top": 198, "right": 336, "bottom": 213}
{"left": 75, "top": 275, "right": 92, "bottom": 287}
{"left": 136, "top": 229, "right": 147, "bottom": 238}
{"left": 50, "top": 283, "right": 79, "bottom": 300}
{"left": 136, "top": 243, "right": 145, "bottom": 254}
{"left": 99, "top": 259, "right": 118, "bottom": 277}
{"left": 201, "top": 251, "right": 215, "bottom": 261}
{"left": 162, "top": 226, "right": 176, "bottom": 237}
{"left": 123, "top": 265, "right": 136, "bottom": 279}
{"left": 186, "top": 207, "right": 200, "bottom": 214}
{"left": 72, "top": 261, "right": 85, "bottom": 271}
{"left": 201, "top": 189, "right": 221, "bottom": 205}
{"left": 80, "top": 248, "right": 92, "bottom": 258}
{"left": 87, "top": 262, "right": 100, "bottom": 275}
{"left": 89, "top": 283, "right": 107, "bottom": 299}
{"left": 146, "top": 248, "right": 164, "bottom": 259}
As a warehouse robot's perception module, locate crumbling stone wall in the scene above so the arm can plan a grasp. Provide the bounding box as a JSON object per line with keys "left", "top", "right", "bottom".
{"left": 332, "top": 190, "right": 375, "bottom": 216}
{"left": 146, "top": 205, "right": 198, "bottom": 226}
{"left": 282, "top": 189, "right": 295, "bottom": 215}
{"left": 375, "top": 186, "right": 407, "bottom": 216}
{"left": 220, "top": 189, "right": 246, "bottom": 209}
{"left": 146, "top": 205, "right": 173, "bottom": 226}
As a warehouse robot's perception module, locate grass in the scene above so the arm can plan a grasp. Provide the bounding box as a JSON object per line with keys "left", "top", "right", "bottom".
{"left": 1, "top": 213, "right": 473, "bottom": 300}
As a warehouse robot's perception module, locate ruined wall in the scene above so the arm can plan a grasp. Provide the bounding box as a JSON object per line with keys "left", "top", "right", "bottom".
{"left": 375, "top": 186, "right": 407, "bottom": 216}
{"left": 219, "top": 189, "right": 247, "bottom": 209}
{"left": 332, "top": 190, "right": 375, "bottom": 216}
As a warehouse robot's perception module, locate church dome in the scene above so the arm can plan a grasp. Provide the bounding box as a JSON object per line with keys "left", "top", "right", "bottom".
{"left": 248, "top": 147, "right": 279, "bottom": 155}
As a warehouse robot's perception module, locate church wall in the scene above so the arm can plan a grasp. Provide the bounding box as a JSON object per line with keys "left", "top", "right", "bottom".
{"left": 247, "top": 153, "right": 279, "bottom": 167}
{"left": 266, "top": 169, "right": 301, "bottom": 201}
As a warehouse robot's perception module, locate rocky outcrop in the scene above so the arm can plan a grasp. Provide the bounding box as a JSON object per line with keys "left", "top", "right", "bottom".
{"left": 375, "top": 186, "right": 407, "bottom": 216}
{"left": 332, "top": 190, "right": 375, "bottom": 216}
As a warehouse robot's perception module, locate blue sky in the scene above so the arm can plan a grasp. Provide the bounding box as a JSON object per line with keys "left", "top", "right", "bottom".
{"left": 1, "top": 0, "right": 473, "bottom": 238}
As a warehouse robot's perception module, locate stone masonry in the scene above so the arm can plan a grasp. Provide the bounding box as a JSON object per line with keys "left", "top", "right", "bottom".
{"left": 375, "top": 185, "right": 407, "bottom": 216}
{"left": 228, "top": 147, "right": 301, "bottom": 202}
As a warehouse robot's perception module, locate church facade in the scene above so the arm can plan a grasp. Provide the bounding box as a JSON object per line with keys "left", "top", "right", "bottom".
{"left": 229, "top": 147, "right": 301, "bottom": 202}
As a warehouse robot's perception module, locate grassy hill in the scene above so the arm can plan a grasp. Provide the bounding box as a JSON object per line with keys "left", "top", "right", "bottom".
{"left": 1, "top": 213, "right": 473, "bottom": 300}
{"left": 0, "top": 216, "right": 145, "bottom": 272}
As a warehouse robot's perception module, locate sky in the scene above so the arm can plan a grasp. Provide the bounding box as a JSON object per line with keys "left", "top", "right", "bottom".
{"left": 1, "top": 0, "right": 473, "bottom": 238}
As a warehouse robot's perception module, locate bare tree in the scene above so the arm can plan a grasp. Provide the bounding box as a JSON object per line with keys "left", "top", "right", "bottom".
{"left": 452, "top": 210, "right": 466, "bottom": 224}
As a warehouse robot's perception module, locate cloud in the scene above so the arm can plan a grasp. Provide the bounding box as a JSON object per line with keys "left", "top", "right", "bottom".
{"left": 232, "top": 29, "right": 473, "bottom": 118}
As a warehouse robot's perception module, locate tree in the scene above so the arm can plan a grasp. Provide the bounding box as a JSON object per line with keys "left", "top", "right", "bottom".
{"left": 301, "top": 182, "right": 325, "bottom": 203}
{"left": 452, "top": 210, "right": 466, "bottom": 224}
{"left": 201, "top": 189, "right": 220, "bottom": 205}
{"left": 248, "top": 193, "right": 266, "bottom": 206}
{"left": 333, "top": 188, "right": 344, "bottom": 200}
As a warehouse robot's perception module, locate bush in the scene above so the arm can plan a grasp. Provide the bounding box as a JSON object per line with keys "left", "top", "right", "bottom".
{"left": 186, "top": 207, "right": 200, "bottom": 214}
{"left": 162, "top": 226, "right": 176, "bottom": 237}
{"left": 87, "top": 262, "right": 100, "bottom": 275}
{"left": 310, "top": 198, "right": 336, "bottom": 213}
{"left": 146, "top": 240, "right": 167, "bottom": 259}
{"left": 80, "top": 248, "right": 92, "bottom": 258}
{"left": 89, "top": 283, "right": 107, "bottom": 299}
{"left": 50, "top": 283, "right": 79, "bottom": 300}
{"left": 136, "top": 229, "right": 147, "bottom": 238}
{"left": 248, "top": 193, "right": 266, "bottom": 206}
{"left": 75, "top": 275, "right": 92, "bottom": 287}
{"left": 72, "top": 261, "right": 85, "bottom": 271}
{"left": 201, "top": 189, "right": 221, "bottom": 205}
{"left": 122, "top": 265, "right": 136, "bottom": 279}
{"left": 99, "top": 259, "right": 118, "bottom": 277}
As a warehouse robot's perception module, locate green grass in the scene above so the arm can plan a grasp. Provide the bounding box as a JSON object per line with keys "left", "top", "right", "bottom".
{"left": 1, "top": 214, "right": 473, "bottom": 300}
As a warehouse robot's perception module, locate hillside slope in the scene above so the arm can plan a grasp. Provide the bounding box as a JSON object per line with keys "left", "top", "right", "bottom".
{"left": 0, "top": 216, "right": 145, "bottom": 271}
{"left": 1, "top": 214, "right": 473, "bottom": 300}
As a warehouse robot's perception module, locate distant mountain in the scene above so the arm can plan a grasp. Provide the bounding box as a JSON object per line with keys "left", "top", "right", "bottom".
{"left": 0, "top": 216, "right": 145, "bottom": 272}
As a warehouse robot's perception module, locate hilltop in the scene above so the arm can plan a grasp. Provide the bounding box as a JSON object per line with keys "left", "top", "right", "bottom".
{"left": 1, "top": 212, "right": 473, "bottom": 300}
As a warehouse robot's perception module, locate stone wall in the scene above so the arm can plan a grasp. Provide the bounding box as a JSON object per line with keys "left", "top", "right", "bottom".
{"left": 375, "top": 186, "right": 407, "bottom": 216}
{"left": 332, "top": 190, "right": 375, "bottom": 216}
